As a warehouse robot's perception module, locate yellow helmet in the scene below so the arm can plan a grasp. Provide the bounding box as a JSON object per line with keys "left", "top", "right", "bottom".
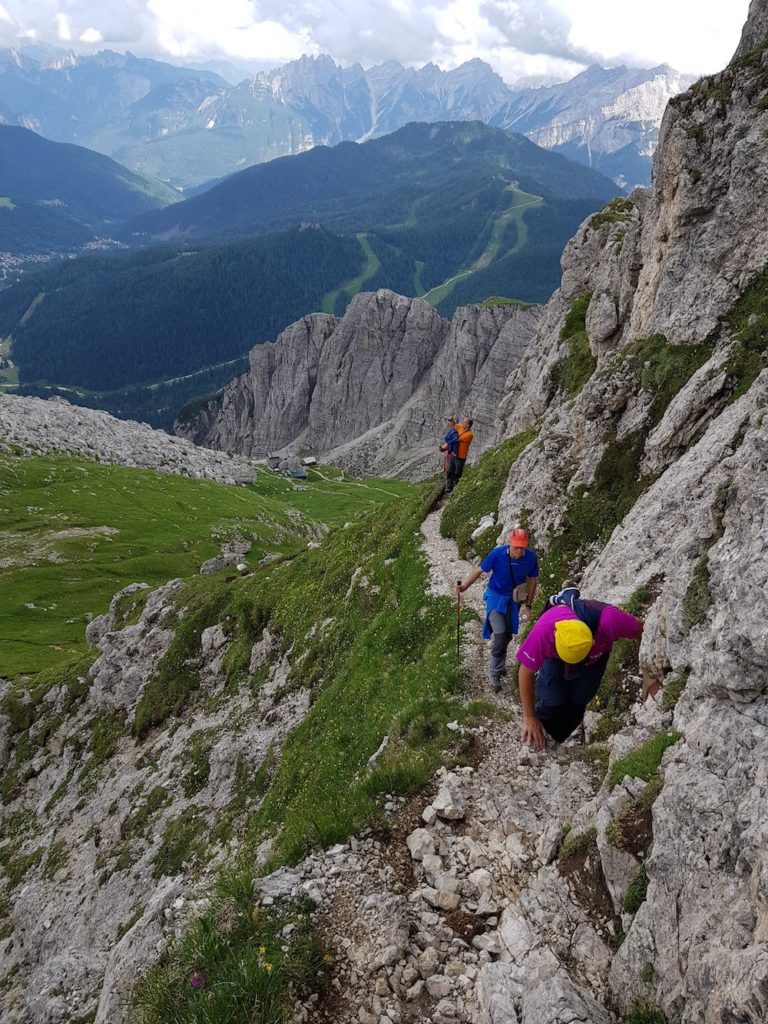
{"left": 554, "top": 619, "right": 593, "bottom": 664}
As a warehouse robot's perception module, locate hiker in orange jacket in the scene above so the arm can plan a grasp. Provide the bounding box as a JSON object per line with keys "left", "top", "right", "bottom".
{"left": 446, "top": 418, "right": 474, "bottom": 494}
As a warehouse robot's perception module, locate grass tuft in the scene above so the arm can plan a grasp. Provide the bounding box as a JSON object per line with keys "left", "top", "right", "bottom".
{"left": 550, "top": 292, "right": 596, "bottom": 398}
{"left": 681, "top": 552, "right": 712, "bottom": 630}
{"left": 133, "top": 893, "right": 329, "bottom": 1024}
{"left": 620, "top": 1001, "right": 668, "bottom": 1024}
{"left": 623, "top": 866, "right": 649, "bottom": 914}
{"left": 609, "top": 731, "right": 681, "bottom": 790}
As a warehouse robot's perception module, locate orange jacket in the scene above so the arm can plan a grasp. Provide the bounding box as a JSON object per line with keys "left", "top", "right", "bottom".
{"left": 456, "top": 430, "right": 474, "bottom": 460}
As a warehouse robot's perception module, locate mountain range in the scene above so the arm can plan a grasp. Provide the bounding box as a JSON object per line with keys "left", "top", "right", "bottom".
{"left": 0, "top": 121, "right": 618, "bottom": 426}
{"left": 0, "top": 44, "right": 695, "bottom": 190}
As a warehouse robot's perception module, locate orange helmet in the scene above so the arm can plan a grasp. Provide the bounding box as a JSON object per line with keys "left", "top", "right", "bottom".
{"left": 509, "top": 527, "right": 528, "bottom": 547}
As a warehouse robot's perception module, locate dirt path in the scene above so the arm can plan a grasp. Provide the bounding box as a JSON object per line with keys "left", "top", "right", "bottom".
{"left": 420, "top": 505, "right": 519, "bottom": 714}
{"left": 301, "top": 503, "right": 604, "bottom": 1024}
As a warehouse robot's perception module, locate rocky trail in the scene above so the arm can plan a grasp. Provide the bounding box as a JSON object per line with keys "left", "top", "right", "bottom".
{"left": 274, "top": 501, "right": 628, "bottom": 1024}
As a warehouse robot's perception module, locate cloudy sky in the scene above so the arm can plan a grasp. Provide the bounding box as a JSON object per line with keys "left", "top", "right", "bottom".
{"left": 0, "top": 0, "right": 751, "bottom": 82}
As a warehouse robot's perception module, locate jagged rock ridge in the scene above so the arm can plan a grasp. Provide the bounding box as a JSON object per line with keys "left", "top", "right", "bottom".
{"left": 0, "top": 43, "right": 691, "bottom": 189}
{"left": 0, "top": 394, "right": 257, "bottom": 485}
{"left": 177, "top": 292, "right": 541, "bottom": 479}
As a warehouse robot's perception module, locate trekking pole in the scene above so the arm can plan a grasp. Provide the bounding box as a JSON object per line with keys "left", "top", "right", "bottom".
{"left": 456, "top": 580, "right": 462, "bottom": 667}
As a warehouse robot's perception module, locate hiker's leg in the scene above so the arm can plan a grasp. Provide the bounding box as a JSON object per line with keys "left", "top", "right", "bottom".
{"left": 536, "top": 703, "right": 588, "bottom": 743}
{"left": 488, "top": 610, "right": 510, "bottom": 681}
{"left": 446, "top": 456, "right": 460, "bottom": 492}
{"left": 534, "top": 662, "right": 573, "bottom": 741}
{"left": 453, "top": 458, "right": 466, "bottom": 485}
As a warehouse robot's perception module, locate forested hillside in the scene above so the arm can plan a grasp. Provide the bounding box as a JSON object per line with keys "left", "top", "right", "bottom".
{"left": 128, "top": 121, "right": 617, "bottom": 243}
{"left": 0, "top": 125, "right": 179, "bottom": 253}
{"left": 0, "top": 228, "right": 361, "bottom": 425}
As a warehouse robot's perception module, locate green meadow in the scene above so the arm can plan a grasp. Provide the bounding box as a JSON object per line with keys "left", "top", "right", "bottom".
{"left": 0, "top": 452, "right": 412, "bottom": 677}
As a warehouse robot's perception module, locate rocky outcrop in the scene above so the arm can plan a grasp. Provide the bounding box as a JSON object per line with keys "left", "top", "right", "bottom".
{"left": 0, "top": 393, "right": 257, "bottom": 484}
{"left": 485, "top": 7, "right": 768, "bottom": 1020}
{"left": 178, "top": 291, "right": 541, "bottom": 479}
{"left": 0, "top": 580, "right": 310, "bottom": 1023}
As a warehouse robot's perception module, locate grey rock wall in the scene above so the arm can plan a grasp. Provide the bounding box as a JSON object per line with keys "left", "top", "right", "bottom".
{"left": 178, "top": 291, "right": 540, "bottom": 480}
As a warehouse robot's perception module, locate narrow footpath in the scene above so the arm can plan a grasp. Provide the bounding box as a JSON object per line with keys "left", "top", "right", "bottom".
{"left": 283, "top": 502, "right": 617, "bottom": 1024}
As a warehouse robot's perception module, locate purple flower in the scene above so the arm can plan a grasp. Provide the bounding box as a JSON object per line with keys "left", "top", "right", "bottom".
{"left": 190, "top": 972, "right": 205, "bottom": 990}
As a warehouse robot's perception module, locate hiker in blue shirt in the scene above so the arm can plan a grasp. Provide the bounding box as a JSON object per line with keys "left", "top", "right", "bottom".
{"left": 440, "top": 417, "right": 460, "bottom": 478}
{"left": 455, "top": 527, "right": 539, "bottom": 692}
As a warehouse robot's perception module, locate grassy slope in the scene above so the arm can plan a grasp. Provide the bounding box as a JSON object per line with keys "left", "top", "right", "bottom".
{"left": 0, "top": 453, "right": 410, "bottom": 677}
{"left": 129, "top": 480, "right": 487, "bottom": 1022}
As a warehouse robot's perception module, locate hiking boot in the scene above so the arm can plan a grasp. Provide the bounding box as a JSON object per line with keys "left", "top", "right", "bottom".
{"left": 490, "top": 674, "right": 503, "bottom": 693}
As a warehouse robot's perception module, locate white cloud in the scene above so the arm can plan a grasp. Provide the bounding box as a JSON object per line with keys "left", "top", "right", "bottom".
{"left": 0, "top": 0, "right": 753, "bottom": 79}
{"left": 552, "top": 0, "right": 743, "bottom": 75}
{"left": 55, "top": 11, "right": 71, "bottom": 41}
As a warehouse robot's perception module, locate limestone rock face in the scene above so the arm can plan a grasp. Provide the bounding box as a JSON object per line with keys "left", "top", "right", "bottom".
{"left": 0, "top": 594, "right": 311, "bottom": 1024}
{"left": 177, "top": 290, "right": 540, "bottom": 479}
{"left": 489, "top": 7, "right": 768, "bottom": 1019}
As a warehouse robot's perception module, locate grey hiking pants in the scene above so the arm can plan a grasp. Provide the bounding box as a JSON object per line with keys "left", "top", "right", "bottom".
{"left": 489, "top": 609, "right": 514, "bottom": 679}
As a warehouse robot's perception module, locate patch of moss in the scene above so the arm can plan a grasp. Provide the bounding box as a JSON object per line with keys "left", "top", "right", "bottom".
{"left": 681, "top": 552, "right": 712, "bottom": 630}
{"left": 550, "top": 292, "right": 596, "bottom": 398}
{"left": 661, "top": 671, "right": 689, "bottom": 710}
{"left": 152, "top": 809, "right": 206, "bottom": 880}
{"left": 44, "top": 767, "right": 75, "bottom": 813}
{"left": 568, "top": 431, "right": 648, "bottom": 547}
{"left": 609, "top": 731, "right": 681, "bottom": 790}
{"left": 79, "top": 711, "right": 126, "bottom": 793}
{"left": 440, "top": 429, "right": 537, "bottom": 558}
{"left": 42, "top": 839, "right": 70, "bottom": 880}
{"left": 561, "top": 292, "right": 592, "bottom": 340}
{"left": 479, "top": 296, "right": 533, "bottom": 308}
{"left": 0, "top": 843, "right": 44, "bottom": 888}
{"left": 625, "top": 334, "right": 714, "bottom": 427}
{"left": 116, "top": 905, "right": 145, "bottom": 942}
{"left": 623, "top": 866, "right": 649, "bottom": 914}
{"left": 551, "top": 332, "right": 598, "bottom": 398}
{"left": 726, "top": 270, "right": 768, "bottom": 401}
{"left": 589, "top": 197, "right": 635, "bottom": 230}
{"left": 121, "top": 786, "right": 171, "bottom": 841}
{"left": 181, "top": 732, "right": 214, "bottom": 797}
{"left": 111, "top": 587, "right": 151, "bottom": 630}
{"left": 132, "top": 582, "right": 219, "bottom": 738}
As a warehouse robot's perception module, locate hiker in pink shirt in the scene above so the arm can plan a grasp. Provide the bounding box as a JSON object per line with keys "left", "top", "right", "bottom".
{"left": 516, "top": 587, "right": 648, "bottom": 750}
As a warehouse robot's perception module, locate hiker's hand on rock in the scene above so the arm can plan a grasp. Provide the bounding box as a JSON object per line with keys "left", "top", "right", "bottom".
{"left": 521, "top": 715, "right": 546, "bottom": 751}
{"left": 519, "top": 605, "right": 530, "bottom": 623}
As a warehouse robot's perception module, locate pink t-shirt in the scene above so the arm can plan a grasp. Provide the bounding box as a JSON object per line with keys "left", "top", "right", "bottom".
{"left": 516, "top": 605, "right": 641, "bottom": 672}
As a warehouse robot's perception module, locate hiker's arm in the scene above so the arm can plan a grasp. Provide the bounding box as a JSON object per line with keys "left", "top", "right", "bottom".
{"left": 456, "top": 567, "right": 483, "bottom": 593}
{"left": 526, "top": 577, "right": 538, "bottom": 605}
{"left": 518, "top": 666, "right": 546, "bottom": 751}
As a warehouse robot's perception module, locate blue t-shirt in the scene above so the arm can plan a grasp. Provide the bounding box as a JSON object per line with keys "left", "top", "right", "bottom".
{"left": 480, "top": 545, "right": 539, "bottom": 598}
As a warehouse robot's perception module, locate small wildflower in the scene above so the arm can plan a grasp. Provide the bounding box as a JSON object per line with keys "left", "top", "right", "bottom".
{"left": 265, "top": 962, "right": 273, "bottom": 973}
{"left": 189, "top": 972, "right": 205, "bottom": 989}
{"left": 259, "top": 945, "right": 267, "bottom": 955}
{"left": 251, "top": 906, "right": 261, "bottom": 920}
